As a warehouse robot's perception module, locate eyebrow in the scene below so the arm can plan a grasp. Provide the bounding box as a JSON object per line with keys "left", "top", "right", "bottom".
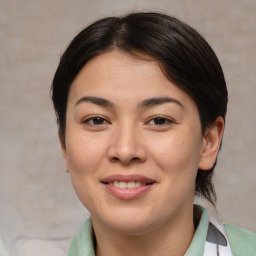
{"left": 75, "top": 96, "right": 183, "bottom": 109}
{"left": 75, "top": 96, "right": 114, "bottom": 108}
{"left": 139, "top": 97, "right": 184, "bottom": 109}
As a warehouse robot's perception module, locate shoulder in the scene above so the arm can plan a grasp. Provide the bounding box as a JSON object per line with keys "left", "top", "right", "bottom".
{"left": 224, "top": 224, "right": 256, "bottom": 256}
{"left": 68, "top": 218, "right": 95, "bottom": 256}
{"left": 0, "top": 239, "right": 9, "bottom": 256}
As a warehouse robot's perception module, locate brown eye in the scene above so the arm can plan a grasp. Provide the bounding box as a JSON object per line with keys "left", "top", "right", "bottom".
{"left": 148, "top": 117, "right": 173, "bottom": 126}
{"left": 83, "top": 116, "right": 109, "bottom": 126}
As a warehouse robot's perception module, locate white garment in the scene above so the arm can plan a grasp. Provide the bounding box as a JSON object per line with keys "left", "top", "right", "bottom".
{"left": 203, "top": 213, "right": 234, "bottom": 256}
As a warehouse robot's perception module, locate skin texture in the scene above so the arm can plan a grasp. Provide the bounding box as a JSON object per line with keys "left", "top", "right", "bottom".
{"left": 60, "top": 51, "right": 224, "bottom": 256}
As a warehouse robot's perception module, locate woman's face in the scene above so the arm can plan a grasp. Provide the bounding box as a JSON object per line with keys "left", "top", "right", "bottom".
{"left": 62, "top": 51, "right": 216, "bottom": 235}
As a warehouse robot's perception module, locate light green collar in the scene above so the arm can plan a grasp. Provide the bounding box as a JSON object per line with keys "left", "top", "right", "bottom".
{"left": 68, "top": 206, "right": 209, "bottom": 256}
{"left": 184, "top": 206, "right": 208, "bottom": 255}
{"left": 68, "top": 219, "right": 95, "bottom": 256}
{"left": 0, "top": 239, "right": 9, "bottom": 256}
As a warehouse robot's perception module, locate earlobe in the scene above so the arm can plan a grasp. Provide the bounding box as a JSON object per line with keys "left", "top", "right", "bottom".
{"left": 198, "top": 116, "right": 225, "bottom": 170}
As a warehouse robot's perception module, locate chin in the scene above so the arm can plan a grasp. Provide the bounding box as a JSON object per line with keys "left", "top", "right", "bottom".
{"left": 108, "top": 220, "right": 155, "bottom": 236}
{"left": 93, "top": 208, "right": 158, "bottom": 235}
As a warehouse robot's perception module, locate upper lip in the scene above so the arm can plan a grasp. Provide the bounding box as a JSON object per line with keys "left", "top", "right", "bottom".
{"left": 101, "top": 174, "right": 156, "bottom": 184}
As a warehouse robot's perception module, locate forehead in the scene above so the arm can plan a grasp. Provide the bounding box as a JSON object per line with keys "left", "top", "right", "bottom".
{"left": 68, "top": 51, "right": 196, "bottom": 110}
{"left": 71, "top": 51, "right": 164, "bottom": 91}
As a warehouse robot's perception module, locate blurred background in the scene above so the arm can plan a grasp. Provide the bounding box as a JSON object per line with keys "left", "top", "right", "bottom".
{"left": 0, "top": 0, "right": 255, "bottom": 255}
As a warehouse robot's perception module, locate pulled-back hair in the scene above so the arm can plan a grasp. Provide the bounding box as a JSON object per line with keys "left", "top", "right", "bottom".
{"left": 51, "top": 12, "right": 228, "bottom": 205}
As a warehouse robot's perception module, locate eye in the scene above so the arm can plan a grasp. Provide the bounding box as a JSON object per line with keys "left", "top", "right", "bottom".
{"left": 82, "top": 116, "right": 110, "bottom": 126}
{"left": 147, "top": 116, "right": 174, "bottom": 126}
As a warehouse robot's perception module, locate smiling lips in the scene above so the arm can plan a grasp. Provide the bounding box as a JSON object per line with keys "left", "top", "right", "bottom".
{"left": 110, "top": 181, "right": 146, "bottom": 189}
{"left": 101, "top": 174, "right": 156, "bottom": 200}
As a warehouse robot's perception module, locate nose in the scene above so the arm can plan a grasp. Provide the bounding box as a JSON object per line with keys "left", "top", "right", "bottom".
{"left": 107, "top": 123, "right": 147, "bottom": 165}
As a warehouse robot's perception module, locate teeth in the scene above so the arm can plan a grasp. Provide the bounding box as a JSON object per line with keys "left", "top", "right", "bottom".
{"left": 110, "top": 181, "right": 143, "bottom": 189}
{"left": 128, "top": 181, "right": 136, "bottom": 189}
{"left": 136, "top": 181, "right": 142, "bottom": 187}
{"left": 119, "top": 181, "right": 127, "bottom": 189}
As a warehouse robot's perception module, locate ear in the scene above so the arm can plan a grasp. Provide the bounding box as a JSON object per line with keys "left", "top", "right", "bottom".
{"left": 198, "top": 116, "right": 225, "bottom": 170}
{"left": 58, "top": 129, "right": 69, "bottom": 172}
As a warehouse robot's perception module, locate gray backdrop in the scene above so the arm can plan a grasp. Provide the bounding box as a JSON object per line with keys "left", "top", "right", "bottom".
{"left": 0, "top": 0, "right": 255, "bottom": 255}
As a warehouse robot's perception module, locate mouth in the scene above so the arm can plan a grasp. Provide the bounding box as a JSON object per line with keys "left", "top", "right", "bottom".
{"left": 105, "top": 181, "right": 154, "bottom": 189}
{"left": 101, "top": 175, "right": 156, "bottom": 200}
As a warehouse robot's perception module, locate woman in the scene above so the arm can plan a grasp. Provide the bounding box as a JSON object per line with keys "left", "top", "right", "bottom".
{"left": 51, "top": 12, "right": 256, "bottom": 256}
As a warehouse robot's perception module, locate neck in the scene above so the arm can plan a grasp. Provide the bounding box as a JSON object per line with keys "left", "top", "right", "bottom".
{"left": 93, "top": 206, "right": 196, "bottom": 256}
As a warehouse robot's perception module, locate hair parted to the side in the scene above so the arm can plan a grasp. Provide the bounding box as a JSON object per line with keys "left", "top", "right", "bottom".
{"left": 51, "top": 12, "right": 228, "bottom": 205}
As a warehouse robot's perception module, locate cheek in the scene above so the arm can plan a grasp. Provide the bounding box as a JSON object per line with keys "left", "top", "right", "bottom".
{"left": 148, "top": 130, "right": 202, "bottom": 174}
{"left": 65, "top": 135, "right": 106, "bottom": 209}
{"left": 65, "top": 135, "right": 104, "bottom": 175}
{"left": 148, "top": 132, "right": 202, "bottom": 212}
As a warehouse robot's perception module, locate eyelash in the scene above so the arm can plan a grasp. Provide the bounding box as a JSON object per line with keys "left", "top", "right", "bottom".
{"left": 146, "top": 116, "right": 175, "bottom": 126}
{"left": 82, "top": 115, "right": 174, "bottom": 127}
{"left": 82, "top": 116, "right": 110, "bottom": 126}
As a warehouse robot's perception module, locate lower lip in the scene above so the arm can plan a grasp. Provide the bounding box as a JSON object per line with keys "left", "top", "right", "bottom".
{"left": 103, "top": 183, "right": 155, "bottom": 200}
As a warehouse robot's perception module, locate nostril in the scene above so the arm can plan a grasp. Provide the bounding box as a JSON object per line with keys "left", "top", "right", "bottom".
{"left": 131, "top": 157, "right": 140, "bottom": 162}
{"left": 110, "top": 156, "right": 141, "bottom": 164}
{"left": 112, "top": 157, "right": 119, "bottom": 162}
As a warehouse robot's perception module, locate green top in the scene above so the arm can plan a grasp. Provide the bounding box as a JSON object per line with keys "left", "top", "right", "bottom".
{"left": 0, "top": 239, "right": 8, "bottom": 256}
{"left": 68, "top": 207, "right": 256, "bottom": 256}
{"left": 224, "top": 223, "right": 256, "bottom": 255}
